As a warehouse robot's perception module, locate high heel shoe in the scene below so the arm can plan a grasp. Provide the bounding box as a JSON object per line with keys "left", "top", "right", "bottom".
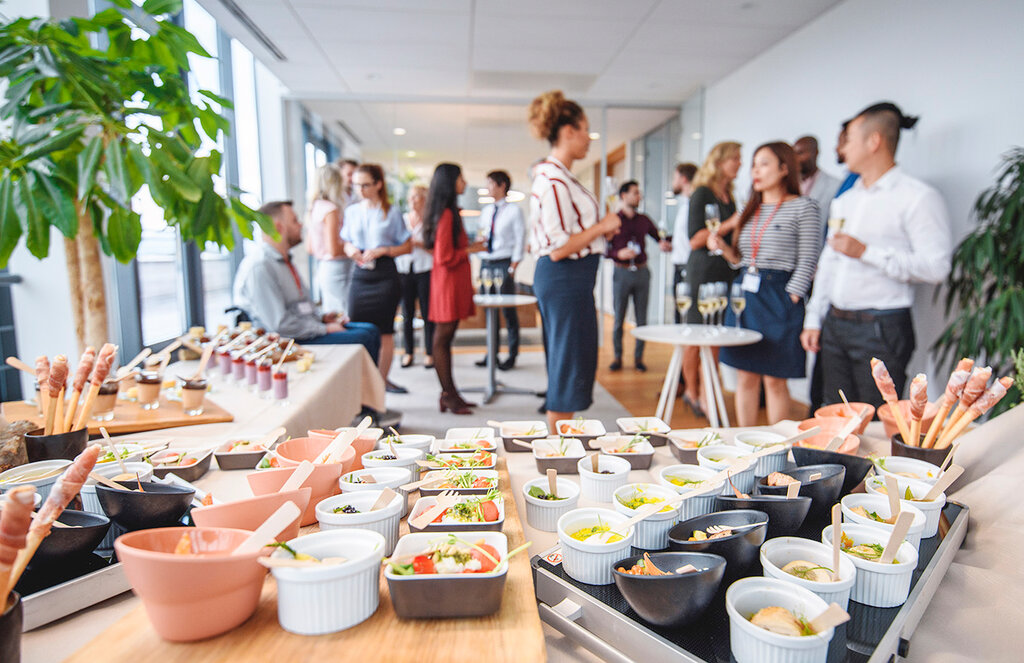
{"left": 440, "top": 393, "right": 473, "bottom": 415}
{"left": 682, "top": 394, "right": 706, "bottom": 418}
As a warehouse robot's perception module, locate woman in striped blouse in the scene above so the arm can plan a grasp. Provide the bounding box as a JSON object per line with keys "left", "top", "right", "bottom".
{"left": 708, "top": 142, "right": 822, "bottom": 425}
{"left": 527, "top": 90, "right": 621, "bottom": 431}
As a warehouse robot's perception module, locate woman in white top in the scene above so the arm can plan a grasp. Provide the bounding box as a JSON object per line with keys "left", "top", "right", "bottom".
{"left": 527, "top": 90, "right": 621, "bottom": 431}
{"left": 307, "top": 163, "right": 352, "bottom": 314}
{"left": 395, "top": 185, "right": 435, "bottom": 368}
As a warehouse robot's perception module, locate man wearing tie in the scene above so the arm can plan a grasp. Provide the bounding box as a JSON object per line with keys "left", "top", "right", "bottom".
{"left": 476, "top": 170, "right": 526, "bottom": 371}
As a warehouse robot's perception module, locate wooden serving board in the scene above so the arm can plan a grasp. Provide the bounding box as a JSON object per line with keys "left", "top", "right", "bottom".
{"left": 1, "top": 396, "right": 233, "bottom": 436}
{"left": 66, "top": 457, "right": 546, "bottom": 663}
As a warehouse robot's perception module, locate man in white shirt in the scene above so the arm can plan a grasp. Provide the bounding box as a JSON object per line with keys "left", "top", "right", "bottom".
{"left": 334, "top": 158, "right": 358, "bottom": 208}
{"left": 794, "top": 136, "right": 840, "bottom": 231}
{"left": 477, "top": 170, "right": 526, "bottom": 371}
{"left": 801, "top": 102, "right": 952, "bottom": 407}
{"left": 669, "top": 162, "right": 698, "bottom": 323}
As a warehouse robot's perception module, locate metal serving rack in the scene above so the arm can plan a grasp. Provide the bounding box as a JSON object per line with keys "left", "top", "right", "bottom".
{"left": 533, "top": 502, "right": 969, "bottom": 663}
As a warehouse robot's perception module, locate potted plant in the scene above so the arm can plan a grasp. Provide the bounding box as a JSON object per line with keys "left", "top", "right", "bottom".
{"left": 0, "top": 0, "right": 272, "bottom": 350}
{"left": 934, "top": 147, "right": 1024, "bottom": 416}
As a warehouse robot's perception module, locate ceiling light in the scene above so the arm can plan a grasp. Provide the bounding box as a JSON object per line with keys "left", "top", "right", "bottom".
{"left": 690, "top": 132, "right": 702, "bottom": 140}
{"left": 477, "top": 188, "right": 489, "bottom": 195}
{"left": 589, "top": 132, "right": 600, "bottom": 140}
{"left": 393, "top": 127, "right": 406, "bottom": 136}
{"left": 505, "top": 190, "right": 525, "bottom": 203}
{"left": 405, "top": 150, "right": 416, "bottom": 157}
{"left": 459, "top": 209, "right": 481, "bottom": 217}
{"left": 664, "top": 190, "right": 675, "bottom": 198}
{"left": 478, "top": 196, "right": 495, "bottom": 204}
{"left": 666, "top": 199, "right": 677, "bottom": 206}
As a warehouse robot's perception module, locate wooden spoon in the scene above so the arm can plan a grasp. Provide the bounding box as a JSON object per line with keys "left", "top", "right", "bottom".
{"left": 511, "top": 439, "right": 535, "bottom": 451}
{"left": 939, "top": 443, "right": 959, "bottom": 473}
{"left": 923, "top": 464, "right": 964, "bottom": 502}
{"left": 370, "top": 487, "right": 398, "bottom": 511}
{"left": 884, "top": 475, "right": 901, "bottom": 521}
{"left": 280, "top": 460, "right": 314, "bottom": 492}
{"left": 4, "top": 357, "right": 35, "bottom": 377}
{"left": 232, "top": 501, "right": 302, "bottom": 556}
{"left": 546, "top": 468, "right": 558, "bottom": 498}
{"left": 831, "top": 503, "right": 842, "bottom": 582}
{"left": 825, "top": 406, "right": 869, "bottom": 451}
{"left": 879, "top": 511, "right": 914, "bottom": 564}
{"left": 315, "top": 416, "right": 371, "bottom": 464}
{"left": 807, "top": 603, "right": 851, "bottom": 633}
{"left": 99, "top": 427, "right": 128, "bottom": 476}
{"left": 88, "top": 472, "right": 137, "bottom": 492}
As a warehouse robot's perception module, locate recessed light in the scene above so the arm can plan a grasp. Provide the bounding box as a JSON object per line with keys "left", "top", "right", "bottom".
{"left": 406, "top": 150, "right": 416, "bottom": 157}
{"left": 691, "top": 132, "right": 702, "bottom": 140}
{"left": 665, "top": 199, "right": 677, "bottom": 206}
{"left": 589, "top": 132, "right": 600, "bottom": 140}
{"left": 664, "top": 190, "right": 675, "bottom": 198}
{"left": 505, "top": 191, "right": 525, "bottom": 203}
{"left": 477, "top": 188, "right": 489, "bottom": 195}
{"left": 459, "top": 209, "right": 481, "bottom": 217}
{"left": 393, "top": 127, "right": 406, "bottom": 136}
{"left": 478, "top": 196, "right": 495, "bottom": 204}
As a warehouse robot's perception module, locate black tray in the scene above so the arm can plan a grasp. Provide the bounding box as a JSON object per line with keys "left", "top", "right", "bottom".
{"left": 533, "top": 501, "right": 968, "bottom": 662}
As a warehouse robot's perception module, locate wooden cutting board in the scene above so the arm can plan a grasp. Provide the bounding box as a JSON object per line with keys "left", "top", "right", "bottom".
{"left": 1, "top": 396, "right": 233, "bottom": 436}
{"left": 65, "top": 458, "right": 546, "bottom": 663}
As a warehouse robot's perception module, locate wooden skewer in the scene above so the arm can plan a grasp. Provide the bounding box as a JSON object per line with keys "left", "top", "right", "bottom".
{"left": 116, "top": 348, "right": 151, "bottom": 379}
{"left": 274, "top": 339, "right": 295, "bottom": 374}
{"left": 838, "top": 389, "right": 853, "bottom": 417}
{"left": 887, "top": 398, "right": 913, "bottom": 445}
{"left": 4, "top": 357, "right": 35, "bottom": 376}
{"left": 73, "top": 383, "right": 101, "bottom": 432}
{"left": 921, "top": 403, "right": 950, "bottom": 449}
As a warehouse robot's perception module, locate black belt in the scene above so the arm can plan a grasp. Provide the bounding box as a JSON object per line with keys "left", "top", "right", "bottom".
{"left": 828, "top": 306, "right": 910, "bottom": 322}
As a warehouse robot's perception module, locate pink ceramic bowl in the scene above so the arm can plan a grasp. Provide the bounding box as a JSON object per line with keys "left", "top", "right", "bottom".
{"left": 114, "top": 527, "right": 266, "bottom": 642}
{"left": 877, "top": 401, "right": 939, "bottom": 439}
{"left": 246, "top": 465, "right": 343, "bottom": 526}
{"left": 813, "top": 402, "right": 876, "bottom": 435}
{"left": 796, "top": 418, "right": 860, "bottom": 454}
{"left": 190, "top": 488, "right": 312, "bottom": 542}
{"left": 276, "top": 436, "right": 356, "bottom": 475}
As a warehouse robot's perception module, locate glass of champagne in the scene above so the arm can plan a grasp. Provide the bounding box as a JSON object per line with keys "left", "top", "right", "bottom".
{"left": 626, "top": 240, "right": 641, "bottom": 271}
{"left": 493, "top": 268, "right": 504, "bottom": 292}
{"left": 716, "top": 282, "right": 729, "bottom": 326}
{"left": 697, "top": 284, "right": 710, "bottom": 326}
{"left": 675, "top": 282, "right": 692, "bottom": 333}
{"left": 705, "top": 203, "right": 722, "bottom": 256}
{"left": 731, "top": 282, "right": 746, "bottom": 329}
{"left": 482, "top": 268, "right": 494, "bottom": 294}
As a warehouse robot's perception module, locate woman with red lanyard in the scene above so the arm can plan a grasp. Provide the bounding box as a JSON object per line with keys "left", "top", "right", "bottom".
{"left": 709, "top": 142, "right": 822, "bottom": 425}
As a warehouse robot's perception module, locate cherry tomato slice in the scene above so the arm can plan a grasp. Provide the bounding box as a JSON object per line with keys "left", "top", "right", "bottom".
{"left": 412, "top": 555, "right": 435, "bottom": 574}
{"left": 480, "top": 500, "right": 499, "bottom": 522}
{"left": 470, "top": 544, "right": 500, "bottom": 573}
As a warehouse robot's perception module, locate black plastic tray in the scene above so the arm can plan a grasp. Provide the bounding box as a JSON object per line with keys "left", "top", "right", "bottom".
{"left": 533, "top": 501, "right": 967, "bottom": 662}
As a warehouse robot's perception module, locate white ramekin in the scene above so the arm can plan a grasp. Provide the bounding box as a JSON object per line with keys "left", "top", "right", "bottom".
{"left": 726, "top": 577, "right": 835, "bottom": 663}
{"left": 271, "top": 529, "right": 386, "bottom": 635}
{"left": 376, "top": 434, "right": 434, "bottom": 452}
{"left": 576, "top": 455, "right": 631, "bottom": 502}
{"left": 0, "top": 459, "right": 71, "bottom": 502}
{"left": 339, "top": 467, "right": 412, "bottom": 516}
{"left": 760, "top": 537, "right": 857, "bottom": 610}
{"left": 733, "top": 431, "right": 790, "bottom": 477}
{"left": 822, "top": 523, "right": 918, "bottom": 608}
{"left": 444, "top": 426, "right": 495, "bottom": 440}
{"left": 315, "top": 490, "right": 404, "bottom": 555}
{"left": 864, "top": 474, "right": 945, "bottom": 538}
{"left": 697, "top": 445, "right": 754, "bottom": 494}
{"left": 360, "top": 447, "right": 423, "bottom": 476}
{"left": 612, "top": 483, "right": 679, "bottom": 550}
{"left": 557, "top": 507, "right": 635, "bottom": 585}
{"left": 871, "top": 456, "right": 941, "bottom": 484}
{"left": 841, "top": 494, "right": 927, "bottom": 549}
{"left": 657, "top": 464, "right": 724, "bottom": 521}
{"left": 522, "top": 477, "right": 580, "bottom": 532}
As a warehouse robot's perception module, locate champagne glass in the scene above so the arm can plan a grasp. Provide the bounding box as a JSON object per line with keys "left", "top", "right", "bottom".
{"left": 493, "top": 268, "right": 504, "bottom": 292}
{"left": 731, "top": 282, "right": 746, "bottom": 329}
{"left": 705, "top": 203, "right": 722, "bottom": 256}
{"left": 697, "top": 284, "right": 710, "bottom": 326}
{"left": 716, "top": 282, "right": 729, "bottom": 326}
{"left": 675, "top": 282, "right": 692, "bottom": 333}
{"left": 482, "top": 268, "right": 494, "bottom": 293}
{"left": 626, "top": 240, "right": 641, "bottom": 272}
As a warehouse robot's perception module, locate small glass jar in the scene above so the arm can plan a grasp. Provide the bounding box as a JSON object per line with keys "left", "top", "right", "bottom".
{"left": 135, "top": 370, "right": 162, "bottom": 410}
{"left": 92, "top": 379, "right": 120, "bottom": 421}
{"left": 179, "top": 376, "right": 208, "bottom": 416}
{"left": 273, "top": 370, "right": 288, "bottom": 404}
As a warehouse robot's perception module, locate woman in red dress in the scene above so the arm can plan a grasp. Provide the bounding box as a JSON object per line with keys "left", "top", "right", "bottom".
{"left": 425, "top": 163, "right": 484, "bottom": 414}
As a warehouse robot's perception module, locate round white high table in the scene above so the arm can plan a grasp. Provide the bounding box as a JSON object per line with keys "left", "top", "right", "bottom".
{"left": 464, "top": 294, "right": 538, "bottom": 403}
{"left": 630, "top": 324, "right": 762, "bottom": 428}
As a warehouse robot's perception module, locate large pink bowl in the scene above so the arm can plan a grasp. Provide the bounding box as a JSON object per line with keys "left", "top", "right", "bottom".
{"left": 114, "top": 527, "right": 266, "bottom": 642}
{"left": 190, "top": 488, "right": 311, "bottom": 542}
{"left": 246, "top": 465, "right": 343, "bottom": 526}
{"left": 275, "top": 436, "right": 356, "bottom": 474}
{"left": 797, "top": 417, "right": 860, "bottom": 454}
{"left": 814, "top": 402, "right": 876, "bottom": 435}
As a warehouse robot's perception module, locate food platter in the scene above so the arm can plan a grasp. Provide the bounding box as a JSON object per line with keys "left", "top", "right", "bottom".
{"left": 533, "top": 501, "right": 968, "bottom": 662}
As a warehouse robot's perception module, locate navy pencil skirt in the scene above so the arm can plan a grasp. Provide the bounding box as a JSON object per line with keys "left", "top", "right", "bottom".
{"left": 533, "top": 254, "right": 600, "bottom": 412}
{"left": 720, "top": 269, "right": 806, "bottom": 379}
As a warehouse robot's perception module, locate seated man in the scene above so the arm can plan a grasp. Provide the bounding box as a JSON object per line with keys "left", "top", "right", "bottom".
{"left": 233, "top": 200, "right": 381, "bottom": 362}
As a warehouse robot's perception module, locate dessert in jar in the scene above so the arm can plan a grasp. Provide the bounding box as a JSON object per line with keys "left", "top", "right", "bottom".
{"left": 135, "top": 370, "right": 162, "bottom": 410}
{"left": 179, "top": 376, "right": 208, "bottom": 416}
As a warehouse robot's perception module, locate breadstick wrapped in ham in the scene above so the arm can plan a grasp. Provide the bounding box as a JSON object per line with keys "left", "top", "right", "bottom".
{"left": 63, "top": 347, "right": 96, "bottom": 433}
{"left": 936, "top": 377, "right": 1013, "bottom": 449}
{"left": 907, "top": 374, "right": 928, "bottom": 445}
{"left": 922, "top": 362, "right": 973, "bottom": 448}
{"left": 34, "top": 355, "right": 50, "bottom": 418}
{"left": 871, "top": 358, "right": 912, "bottom": 442}
{"left": 43, "top": 355, "right": 68, "bottom": 435}
{"left": 942, "top": 366, "right": 993, "bottom": 436}
{"left": 74, "top": 344, "right": 118, "bottom": 431}
{"left": 4, "top": 445, "right": 102, "bottom": 596}
{"left": 0, "top": 485, "right": 36, "bottom": 600}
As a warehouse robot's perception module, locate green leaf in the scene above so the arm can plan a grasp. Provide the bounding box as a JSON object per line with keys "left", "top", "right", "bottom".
{"left": 141, "top": 0, "right": 181, "bottom": 16}
{"left": 102, "top": 136, "right": 131, "bottom": 205}
{"left": 0, "top": 178, "right": 24, "bottom": 267}
{"left": 16, "top": 124, "right": 86, "bottom": 166}
{"left": 150, "top": 147, "right": 201, "bottom": 202}
{"left": 76, "top": 135, "right": 103, "bottom": 200}
{"left": 35, "top": 173, "right": 77, "bottom": 237}
{"left": 16, "top": 173, "right": 49, "bottom": 259}
{"left": 106, "top": 207, "right": 142, "bottom": 262}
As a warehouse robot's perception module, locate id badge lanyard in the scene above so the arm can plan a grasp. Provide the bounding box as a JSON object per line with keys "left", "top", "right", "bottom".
{"left": 742, "top": 201, "right": 782, "bottom": 293}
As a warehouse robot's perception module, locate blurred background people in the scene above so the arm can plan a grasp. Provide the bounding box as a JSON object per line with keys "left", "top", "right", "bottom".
{"left": 307, "top": 163, "right": 352, "bottom": 314}
{"left": 396, "top": 184, "right": 435, "bottom": 369}
{"left": 794, "top": 135, "right": 839, "bottom": 231}
{"left": 671, "top": 162, "right": 698, "bottom": 324}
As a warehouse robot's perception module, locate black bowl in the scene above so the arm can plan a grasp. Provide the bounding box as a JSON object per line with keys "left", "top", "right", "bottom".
{"left": 791, "top": 446, "right": 872, "bottom": 497}
{"left": 33, "top": 510, "right": 110, "bottom": 565}
{"left": 96, "top": 481, "right": 195, "bottom": 532}
{"left": 668, "top": 509, "right": 767, "bottom": 579}
{"left": 891, "top": 433, "right": 954, "bottom": 467}
{"left": 24, "top": 427, "right": 88, "bottom": 463}
{"left": 0, "top": 593, "right": 21, "bottom": 663}
{"left": 756, "top": 464, "right": 845, "bottom": 520}
{"left": 612, "top": 552, "right": 726, "bottom": 627}
{"left": 715, "top": 495, "right": 811, "bottom": 538}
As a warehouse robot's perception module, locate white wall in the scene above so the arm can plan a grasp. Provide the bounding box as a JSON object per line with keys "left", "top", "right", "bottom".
{"left": 693, "top": 0, "right": 1024, "bottom": 393}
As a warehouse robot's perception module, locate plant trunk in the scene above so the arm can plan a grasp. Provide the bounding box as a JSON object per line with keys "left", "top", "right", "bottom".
{"left": 67, "top": 206, "right": 109, "bottom": 351}
{"left": 63, "top": 235, "right": 85, "bottom": 355}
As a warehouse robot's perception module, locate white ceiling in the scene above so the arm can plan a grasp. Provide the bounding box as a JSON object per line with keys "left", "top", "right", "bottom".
{"left": 200, "top": 0, "right": 841, "bottom": 183}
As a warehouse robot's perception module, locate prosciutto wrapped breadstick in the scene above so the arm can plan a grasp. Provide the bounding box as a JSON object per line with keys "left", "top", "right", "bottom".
{"left": 943, "top": 366, "right": 992, "bottom": 436}
{"left": 34, "top": 355, "right": 50, "bottom": 416}
{"left": 74, "top": 343, "right": 117, "bottom": 431}
{"left": 907, "top": 374, "right": 928, "bottom": 446}
{"left": 871, "top": 358, "right": 911, "bottom": 442}
{"left": 0, "top": 485, "right": 35, "bottom": 601}
{"left": 43, "top": 355, "right": 69, "bottom": 435}
{"left": 935, "top": 377, "right": 1013, "bottom": 449}
{"left": 922, "top": 361, "right": 973, "bottom": 448}
{"left": 5, "top": 444, "right": 102, "bottom": 595}
{"left": 63, "top": 346, "right": 96, "bottom": 433}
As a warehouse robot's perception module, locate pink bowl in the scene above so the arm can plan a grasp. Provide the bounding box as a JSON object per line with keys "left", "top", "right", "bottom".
{"left": 814, "top": 402, "right": 876, "bottom": 435}
{"left": 877, "top": 401, "right": 939, "bottom": 439}
{"left": 246, "top": 465, "right": 343, "bottom": 526}
{"left": 276, "top": 436, "right": 356, "bottom": 474}
{"left": 797, "top": 417, "right": 860, "bottom": 454}
{"left": 114, "top": 527, "right": 266, "bottom": 642}
{"left": 190, "top": 488, "right": 311, "bottom": 542}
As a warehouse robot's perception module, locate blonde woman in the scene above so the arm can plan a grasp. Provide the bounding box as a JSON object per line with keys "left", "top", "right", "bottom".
{"left": 681, "top": 141, "right": 741, "bottom": 416}
{"left": 307, "top": 163, "right": 353, "bottom": 314}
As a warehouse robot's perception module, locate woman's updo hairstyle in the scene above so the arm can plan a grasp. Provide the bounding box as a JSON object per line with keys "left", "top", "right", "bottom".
{"left": 528, "top": 90, "right": 585, "bottom": 145}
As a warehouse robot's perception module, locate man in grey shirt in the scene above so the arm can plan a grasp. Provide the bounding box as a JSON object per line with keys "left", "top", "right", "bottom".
{"left": 233, "top": 201, "right": 380, "bottom": 361}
